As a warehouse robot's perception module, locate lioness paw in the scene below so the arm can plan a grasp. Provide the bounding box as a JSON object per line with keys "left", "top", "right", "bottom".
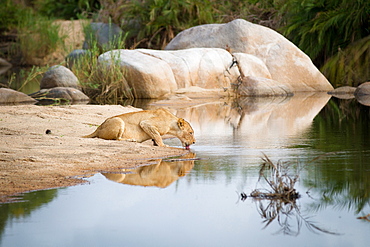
{"left": 125, "top": 139, "right": 137, "bottom": 142}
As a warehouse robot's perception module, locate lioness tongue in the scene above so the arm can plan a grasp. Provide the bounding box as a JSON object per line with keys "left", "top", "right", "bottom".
{"left": 185, "top": 145, "right": 190, "bottom": 150}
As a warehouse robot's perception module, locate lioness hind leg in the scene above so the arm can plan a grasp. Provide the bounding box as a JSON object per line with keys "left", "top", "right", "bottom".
{"left": 98, "top": 117, "right": 125, "bottom": 140}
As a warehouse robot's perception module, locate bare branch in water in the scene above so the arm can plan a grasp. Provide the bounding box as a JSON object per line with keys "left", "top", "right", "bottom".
{"left": 241, "top": 153, "right": 340, "bottom": 235}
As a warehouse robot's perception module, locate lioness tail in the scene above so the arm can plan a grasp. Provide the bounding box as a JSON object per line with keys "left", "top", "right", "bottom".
{"left": 82, "top": 131, "right": 97, "bottom": 138}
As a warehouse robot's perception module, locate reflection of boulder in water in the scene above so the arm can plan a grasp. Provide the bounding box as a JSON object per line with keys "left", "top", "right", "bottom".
{"left": 239, "top": 93, "right": 331, "bottom": 140}
{"left": 354, "top": 82, "right": 370, "bottom": 96}
{"left": 328, "top": 86, "right": 356, "bottom": 99}
{"left": 102, "top": 153, "right": 195, "bottom": 188}
{"left": 354, "top": 82, "right": 370, "bottom": 106}
{"left": 236, "top": 95, "right": 291, "bottom": 114}
{"left": 327, "top": 83, "right": 370, "bottom": 106}
{"left": 355, "top": 95, "right": 370, "bottom": 106}
{"left": 168, "top": 93, "right": 331, "bottom": 148}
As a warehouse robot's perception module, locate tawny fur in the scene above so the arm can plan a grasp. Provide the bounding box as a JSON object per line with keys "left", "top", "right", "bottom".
{"left": 83, "top": 108, "right": 195, "bottom": 148}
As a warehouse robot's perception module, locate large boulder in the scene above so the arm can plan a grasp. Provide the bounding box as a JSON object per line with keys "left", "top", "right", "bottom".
{"left": 137, "top": 48, "right": 239, "bottom": 89}
{"left": 232, "top": 53, "right": 272, "bottom": 79}
{"left": 40, "top": 65, "right": 80, "bottom": 89}
{"left": 0, "top": 88, "right": 37, "bottom": 104}
{"left": 165, "top": 19, "right": 333, "bottom": 92}
{"left": 98, "top": 48, "right": 240, "bottom": 98}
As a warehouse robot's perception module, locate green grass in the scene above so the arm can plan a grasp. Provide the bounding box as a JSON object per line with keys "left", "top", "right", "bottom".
{"left": 70, "top": 41, "right": 134, "bottom": 103}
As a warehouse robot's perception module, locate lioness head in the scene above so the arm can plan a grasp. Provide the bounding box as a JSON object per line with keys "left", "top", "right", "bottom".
{"left": 177, "top": 118, "right": 196, "bottom": 150}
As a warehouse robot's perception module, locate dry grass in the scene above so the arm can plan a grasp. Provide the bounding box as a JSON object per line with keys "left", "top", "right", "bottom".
{"left": 250, "top": 154, "right": 300, "bottom": 201}
{"left": 240, "top": 154, "right": 339, "bottom": 235}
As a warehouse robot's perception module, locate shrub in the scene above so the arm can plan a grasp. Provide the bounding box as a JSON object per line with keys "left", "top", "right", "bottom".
{"left": 98, "top": 0, "right": 220, "bottom": 49}
{"left": 0, "top": 0, "right": 27, "bottom": 31}
{"left": 279, "top": 0, "right": 370, "bottom": 86}
{"left": 70, "top": 41, "right": 133, "bottom": 103}
{"left": 34, "top": 0, "right": 101, "bottom": 19}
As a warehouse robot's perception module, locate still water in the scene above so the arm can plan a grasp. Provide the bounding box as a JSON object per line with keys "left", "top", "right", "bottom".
{"left": 1, "top": 93, "right": 370, "bottom": 247}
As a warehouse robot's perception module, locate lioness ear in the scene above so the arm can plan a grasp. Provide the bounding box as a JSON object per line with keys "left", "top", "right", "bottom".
{"left": 177, "top": 118, "right": 185, "bottom": 128}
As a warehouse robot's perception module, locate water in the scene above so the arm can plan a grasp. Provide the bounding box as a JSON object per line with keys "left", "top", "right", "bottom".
{"left": 1, "top": 93, "right": 370, "bottom": 247}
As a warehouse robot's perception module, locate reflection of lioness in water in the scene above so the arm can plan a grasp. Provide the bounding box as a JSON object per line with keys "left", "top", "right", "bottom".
{"left": 83, "top": 108, "right": 195, "bottom": 149}
{"left": 103, "top": 152, "right": 196, "bottom": 188}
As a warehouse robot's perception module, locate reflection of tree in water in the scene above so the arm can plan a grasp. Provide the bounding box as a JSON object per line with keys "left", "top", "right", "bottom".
{"left": 0, "top": 189, "right": 59, "bottom": 242}
{"left": 242, "top": 155, "right": 339, "bottom": 236}
{"left": 308, "top": 98, "right": 370, "bottom": 216}
{"left": 304, "top": 175, "right": 370, "bottom": 217}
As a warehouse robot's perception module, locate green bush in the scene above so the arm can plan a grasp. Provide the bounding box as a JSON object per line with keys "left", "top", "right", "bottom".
{"left": 321, "top": 36, "right": 370, "bottom": 87}
{"left": 0, "top": 0, "right": 28, "bottom": 31}
{"left": 278, "top": 0, "right": 370, "bottom": 86}
{"left": 70, "top": 42, "right": 133, "bottom": 103}
{"left": 99, "top": 0, "right": 221, "bottom": 49}
{"left": 34, "top": 0, "right": 101, "bottom": 19}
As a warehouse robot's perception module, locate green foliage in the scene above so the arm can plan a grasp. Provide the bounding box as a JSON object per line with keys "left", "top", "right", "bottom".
{"left": 111, "top": 0, "right": 220, "bottom": 49}
{"left": 281, "top": 0, "right": 369, "bottom": 61}
{"left": 34, "top": 0, "right": 101, "bottom": 19}
{"left": 83, "top": 19, "right": 128, "bottom": 53}
{"left": 278, "top": 0, "right": 370, "bottom": 86}
{"left": 321, "top": 36, "right": 370, "bottom": 86}
{"left": 70, "top": 44, "right": 134, "bottom": 103}
{"left": 0, "top": 0, "right": 28, "bottom": 31}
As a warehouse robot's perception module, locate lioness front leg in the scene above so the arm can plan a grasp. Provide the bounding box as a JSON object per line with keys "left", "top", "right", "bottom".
{"left": 139, "top": 120, "right": 167, "bottom": 147}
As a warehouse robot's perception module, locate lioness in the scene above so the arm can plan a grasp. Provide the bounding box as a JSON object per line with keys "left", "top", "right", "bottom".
{"left": 83, "top": 108, "right": 195, "bottom": 149}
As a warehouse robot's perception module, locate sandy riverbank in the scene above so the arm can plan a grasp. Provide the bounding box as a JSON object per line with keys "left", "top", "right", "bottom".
{"left": 0, "top": 104, "right": 189, "bottom": 202}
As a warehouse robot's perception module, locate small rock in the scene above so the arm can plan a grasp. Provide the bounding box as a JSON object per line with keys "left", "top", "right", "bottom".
{"left": 40, "top": 65, "right": 80, "bottom": 89}
{"left": 0, "top": 88, "right": 37, "bottom": 104}
{"left": 29, "top": 87, "right": 90, "bottom": 103}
